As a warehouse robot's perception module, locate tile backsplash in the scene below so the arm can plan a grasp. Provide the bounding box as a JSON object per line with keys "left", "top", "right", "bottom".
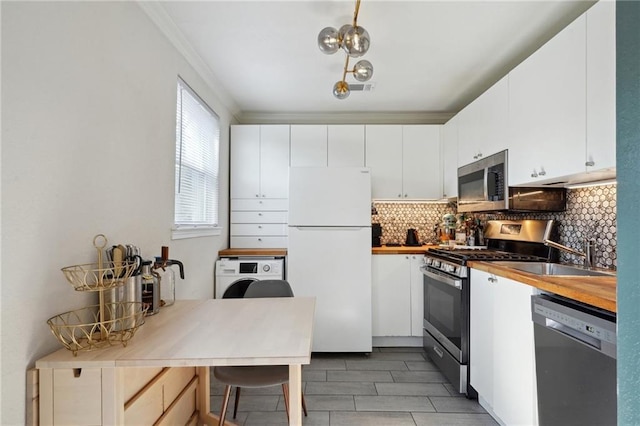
{"left": 372, "top": 184, "right": 617, "bottom": 269}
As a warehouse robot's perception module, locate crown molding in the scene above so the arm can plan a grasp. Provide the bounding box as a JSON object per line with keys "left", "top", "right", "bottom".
{"left": 136, "top": 1, "right": 241, "bottom": 119}
{"left": 236, "top": 111, "right": 455, "bottom": 125}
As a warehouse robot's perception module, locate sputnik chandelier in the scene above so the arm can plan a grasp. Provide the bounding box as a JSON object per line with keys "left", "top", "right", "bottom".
{"left": 317, "top": 0, "right": 373, "bottom": 100}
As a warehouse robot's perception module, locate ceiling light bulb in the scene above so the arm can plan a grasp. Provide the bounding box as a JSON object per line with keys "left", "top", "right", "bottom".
{"left": 317, "top": 27, "right": 340, "bottom": 54}
{"left": 342, "top": 26, "right": 370, "bottom": 58}
{"left": 353, "top": 60, "right": 373, "bottom": 82}
{"left": 333, "top": 81, "right": 350, "bottom": 100}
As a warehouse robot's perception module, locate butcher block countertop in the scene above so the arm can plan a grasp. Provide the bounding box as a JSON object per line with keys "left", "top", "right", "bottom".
{"left": 372, "top": 244, "right": 438, "bottom": 254}
{"left": 219, "top": 248, "right": 287, "bottom": 257}
{"left": 469, "top": 261, "right": 617, "bottom": 313}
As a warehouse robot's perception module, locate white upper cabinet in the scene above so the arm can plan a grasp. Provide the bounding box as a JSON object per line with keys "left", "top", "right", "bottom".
{"left": 402, "top": 125, "right": 441, "bottom": 199}
{"left": 290, "top": 125, "right": 328, "bottom": 167}
{"left": 231, "top": 125, "right": 290, "bottom": 199}
{"left": 508, "top": 14, "right": 587, "bottom": 186}
{"left": 457, "top": 76, "right": 509, "bottom": 168}
{"left": 586, "top": 0, "right": 616, "bottom": 173}
{"left": 365, "top": 125, "right": 404, "bottom": 198}
{"left": 441, "top": 115, "right": 459, "bottom": 198}
{"left": 365, "top": 125, "right": 441, "bottom": 199}
{"left": 327, "top": 125, "right": 365, "bottom": 167}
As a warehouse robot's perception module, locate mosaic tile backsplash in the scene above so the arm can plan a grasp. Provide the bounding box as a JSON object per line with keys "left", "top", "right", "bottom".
{"left": 372, "top": 184, "right": 616, "bottom": 270}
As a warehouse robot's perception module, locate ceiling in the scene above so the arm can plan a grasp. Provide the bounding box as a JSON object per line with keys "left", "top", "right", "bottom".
{"left": 142, "top": 1, "right": 596, "bottom": 123}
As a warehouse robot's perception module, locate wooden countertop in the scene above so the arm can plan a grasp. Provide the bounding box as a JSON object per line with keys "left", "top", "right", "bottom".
{"left": 372, "top": 244, "right": 438, "bottom": 254}
{"left": 219, "top": 248, "right": 287, "bottom": 257}
{"left": 469, "top": 261, "right": 617, "bottom": 313}
{"left": 36, "top": 298, "right": 315, "bottom": 369}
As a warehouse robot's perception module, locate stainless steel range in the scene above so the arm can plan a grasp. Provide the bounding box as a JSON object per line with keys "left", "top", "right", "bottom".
{"left": 421, "top": 219, "right": 557, "bottom": 396}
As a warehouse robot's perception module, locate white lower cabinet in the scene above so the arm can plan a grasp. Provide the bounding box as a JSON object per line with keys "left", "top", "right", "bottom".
{"left": 470, "top": 268, "right": 538, "bottom": 426}
{"left": 372, "top": 255, "right": 425, "bottom": 338}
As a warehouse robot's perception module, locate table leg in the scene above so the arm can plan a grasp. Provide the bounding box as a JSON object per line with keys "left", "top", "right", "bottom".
{"left": 288, "top": 364, "right": 302, "bottom": 425}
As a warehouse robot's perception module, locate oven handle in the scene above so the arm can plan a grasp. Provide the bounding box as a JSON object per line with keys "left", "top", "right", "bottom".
{"left": 421, "top": 266, "right": 462, "bottom": 290}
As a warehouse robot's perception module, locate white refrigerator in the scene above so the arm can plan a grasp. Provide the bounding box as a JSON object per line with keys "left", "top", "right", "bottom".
{"left": 288, "top": 167, "right": 372, "bottom": 352}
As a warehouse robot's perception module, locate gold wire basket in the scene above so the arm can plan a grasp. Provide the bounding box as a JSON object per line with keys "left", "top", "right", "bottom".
{"left": 47, "top": 302, "right": 146, "bottom": 356}
{"left": 61, "top": 261, "right": 138, "bottom": 291}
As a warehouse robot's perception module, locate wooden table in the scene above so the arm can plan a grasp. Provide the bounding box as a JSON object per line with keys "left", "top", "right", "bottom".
{"left": 36, "top": 298, "right": 315, "bottom": 425}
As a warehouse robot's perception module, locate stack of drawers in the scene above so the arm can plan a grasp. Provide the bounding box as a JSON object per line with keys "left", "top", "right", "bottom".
{"left": 230, "top": 199, "right": 288, "bottom": 248}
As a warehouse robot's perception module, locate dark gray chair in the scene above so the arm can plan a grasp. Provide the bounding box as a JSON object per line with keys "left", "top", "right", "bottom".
{"left": 213, "top": 279, "right": 307, "bottom": 425}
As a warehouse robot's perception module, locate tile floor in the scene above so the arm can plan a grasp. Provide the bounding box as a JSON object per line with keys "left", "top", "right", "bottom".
{"left": 210, "top": 347, "right": 499, "bottom": 426}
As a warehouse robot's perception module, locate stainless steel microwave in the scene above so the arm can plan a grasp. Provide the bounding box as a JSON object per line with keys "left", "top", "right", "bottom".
{"left": 457, "top": 150, "right": 508, "bottom": 212}
{"left": 457, "top": 149, "right": 566, "bottom": 213}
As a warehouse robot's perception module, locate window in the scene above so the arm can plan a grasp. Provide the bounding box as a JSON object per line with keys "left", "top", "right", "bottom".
{"left": 173, "top": 78, "right": 221, "bottom": 239}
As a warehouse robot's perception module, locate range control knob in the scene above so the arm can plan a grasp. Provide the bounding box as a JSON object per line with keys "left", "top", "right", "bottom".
{"left": 262, "top": 264, "right": 271, "bottom": 272}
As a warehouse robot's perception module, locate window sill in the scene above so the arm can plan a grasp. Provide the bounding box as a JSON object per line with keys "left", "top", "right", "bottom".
{"left": 172, "top": 226, "right": 222, "bottom": 240}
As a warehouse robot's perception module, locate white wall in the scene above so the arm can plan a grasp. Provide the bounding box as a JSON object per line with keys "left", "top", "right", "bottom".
{"left": 1, "top": 2, "right": 233, "bottom": 423}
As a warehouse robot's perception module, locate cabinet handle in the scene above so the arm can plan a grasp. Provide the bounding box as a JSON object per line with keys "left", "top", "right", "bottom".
{"left": 488, "top": 276, "right": 497, "bottom": 283}
{"left": 477, "top": 152, "right": 483, "bottom": 158}
{"left": 404, "top": 194, "right": 408, "bottom": 198}
{"left": 405, "top": 256, "right": 409, "bottom": 259}
{"left": 531, "top": 170, "right": 538, "bottom": 178}
{"left": 258, "top": 213, "right": 263, "bottom": 216}
{"left": 539, "top": 169, "right": 546, "bottom": 176}
{"left": 256, "top": 194, "right": 259, "bottom": 197}
{"left": 586, "top": 160, "right": 595, "bottom": 167}
{"left": 433, "top": 346, "right": 444, "bottom": 358}
{"left": 443, "top": 193, "right": 447, "bottom": 198}
{"left": 258, "top": 238, "right": 262, "bottom": 242}
{"left": 258, "top": 225, "right": 262, "bottom": 229}
{"left": 262, "top": 194, "right": 266, "bottom": 198}
{"left": 473, "top": 155, "right": 478, "bottom": 160}
{"left": 398, "top": 194, "right": 402, "bottom": 198}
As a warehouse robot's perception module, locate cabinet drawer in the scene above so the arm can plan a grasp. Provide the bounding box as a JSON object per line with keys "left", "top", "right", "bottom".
{"left": 156, "top": 377, "right": 198, "bottom": 426}
{"left": 231, "top": 211, "right": 288, "bottom": 224}
{"left": 124, "top": 367, "right": 163, "bottom": 403}
{"left": 231, "top": 198, "right": 288, "bottom": 211}
{"left": 52, "top": 368, "right": 102, "bottom": 426}
{"left": 231, "top": 236, "right": 288, "bottom": 248}
{"left": 231, "top": 224, "right": 288, "bottom": 236}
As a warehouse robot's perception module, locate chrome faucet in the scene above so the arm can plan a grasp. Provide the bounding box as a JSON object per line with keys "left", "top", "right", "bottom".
{"left": 543, "top": 239, "right": 596, "bottom": 268}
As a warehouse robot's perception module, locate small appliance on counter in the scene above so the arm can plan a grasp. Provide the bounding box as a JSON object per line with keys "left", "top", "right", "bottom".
{"left": 405, "top": 228, "right": 420, "bottom": 246}
{"left": 372, "top": 223, "right": 382, "bottom": 247}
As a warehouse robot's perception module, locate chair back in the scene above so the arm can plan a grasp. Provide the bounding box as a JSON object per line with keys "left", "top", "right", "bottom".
{"left": 222, "top": 278, "right": 256, "bottom": 299}
{"left": 244, "top": 279, "right": 294, "bottom": 298}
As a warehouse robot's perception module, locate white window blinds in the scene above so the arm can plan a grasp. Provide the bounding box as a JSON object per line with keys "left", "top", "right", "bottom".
{"left": 175, "top": 78, "right": 220, "bottom": 232}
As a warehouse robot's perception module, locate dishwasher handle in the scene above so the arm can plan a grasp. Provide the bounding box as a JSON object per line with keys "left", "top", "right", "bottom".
{"left": 532, "top": 295, "right": 616, "bottom": 359}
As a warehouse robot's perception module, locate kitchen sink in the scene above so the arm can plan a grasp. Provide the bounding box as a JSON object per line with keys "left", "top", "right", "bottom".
{"left": 489, "top": 261, "right": 615, "bottom": 277}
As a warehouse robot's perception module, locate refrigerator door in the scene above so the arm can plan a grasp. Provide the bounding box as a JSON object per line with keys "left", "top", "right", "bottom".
{"left": 289, "top": 167, "right": 371, "bottom": 227}
{"left": 288, "top": 226, "right": 372, "bottom": 352}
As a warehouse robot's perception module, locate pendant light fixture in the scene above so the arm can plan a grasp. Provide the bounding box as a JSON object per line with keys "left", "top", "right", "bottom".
{"left": 317, "top": 0, "right": 373, "bottom": 100}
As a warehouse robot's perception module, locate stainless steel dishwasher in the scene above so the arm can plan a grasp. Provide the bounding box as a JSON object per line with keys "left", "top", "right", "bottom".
{"left": 531, "top": 293, "right": 616, "bottom": 426}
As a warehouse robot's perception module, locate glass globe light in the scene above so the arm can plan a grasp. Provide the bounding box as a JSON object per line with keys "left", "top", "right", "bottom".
{"left": 342, "top": 25, "right": 370, "bottom": 58}
{"left": 333, "top": 81, "right": 350, "bottom": 100}
{"left": 353, "top": 60, "right": 373, "bottom": 82}
{"left": 317, "top": 27, "right": 340, "bottom": 54}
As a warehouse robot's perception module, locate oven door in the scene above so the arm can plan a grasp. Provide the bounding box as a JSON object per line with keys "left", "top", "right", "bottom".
{"left": 422, "top": 267, "right": 465, "bottom": 362}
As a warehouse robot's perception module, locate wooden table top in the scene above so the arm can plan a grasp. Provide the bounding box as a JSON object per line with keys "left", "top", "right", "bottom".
{"left": 36, "top": 298, "right": 316, "bottom": 369}
{"left": 469, "top": 261, "right": 616, "bottom": 313}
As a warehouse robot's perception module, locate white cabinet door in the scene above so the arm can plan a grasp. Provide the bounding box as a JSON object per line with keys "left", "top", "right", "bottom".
{"left": 470, "top": 268, "right": 538, "bottom": 426}
{"left": 457, "top": 76, "right": 509, "bottom": 168}
{"left": 290, "top": 125, "right": 327, "bottom": 167}
{"left": 260, "top": 125, "right": 290, "bottom": 198}
{"left": 441, "top": 116, "right": 458, "bottom": 198}
{"left": 402, "top": 125, "right": 441, "bottom": 199}
{"left": 328, "top": 125, "right": 365, "bottom": 167}
{"left": 365, "top": 125, "right": 403, "bottom": 199}
{"left": 230, "top": 125, "right": 261, "bottom": 199}
{"left": 492, "top": 275, "right": 538, "bottom": 426}
{"left": 586, "top": 0, "right": 616, "bottom": 173}
{"left": 470, "top": 269, "right": 495, "bottom": 408}
{"left": 509, "top": 15, "right": 586, "bottom": 186}
{"left": 371, "top": 255, "right": 411, "bottom": 337}
{"left": 409, "top": 255, "right": 425, "bottom": 337}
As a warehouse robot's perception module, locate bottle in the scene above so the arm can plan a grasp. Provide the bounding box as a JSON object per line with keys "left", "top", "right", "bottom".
{"left": 153, "top": 246, "right": 185, "bottom": 308}
{"left": 140, "top": 260, "right": 160, "bottom": 315}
